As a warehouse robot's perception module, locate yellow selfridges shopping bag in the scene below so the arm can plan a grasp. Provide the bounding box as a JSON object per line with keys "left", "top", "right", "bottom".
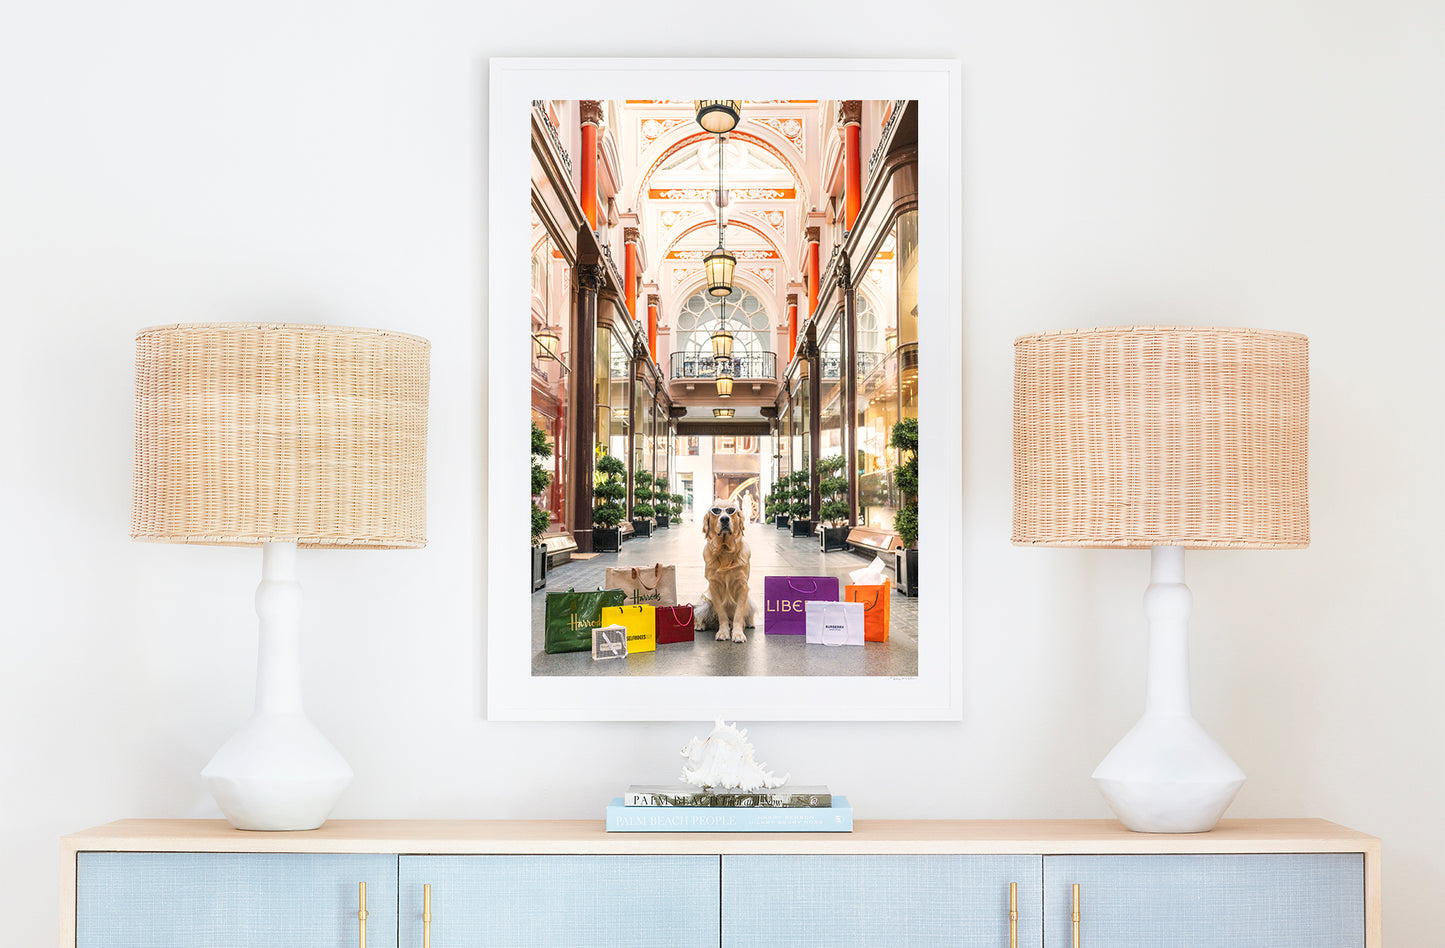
{"left": 598, "top": 604, "right": 656, "bottom": 654}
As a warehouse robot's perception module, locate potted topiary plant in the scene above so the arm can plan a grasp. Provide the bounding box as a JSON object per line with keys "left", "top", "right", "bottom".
{"left": 765, "top": 488, "right": 785, "bottom": 528}
{"left": 530, "top": 421, "right": 552, "bottom": 591}
{"left": 652, "top": 473, "right": 671, "bottom": 528}
{"left": 592, "top": 451, "right": 626, "bottom": 553}
{"left": 816, "top": 453, "right": 850, "bottom": 552}
{"left": 670, "top": 492, "right": 685, "bottom": 523}
{"left": 631, "top": 469, "right": 655, "bottom": 537}
{"left": 790, "top": 468, "right": 815, "bottom": 538}
{"left": 891, "top": 416, "right": 919, "bottom": 596}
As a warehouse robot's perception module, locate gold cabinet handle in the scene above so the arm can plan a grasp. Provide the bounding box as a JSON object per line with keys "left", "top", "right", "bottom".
{"left": 1071, "top": 883, "right": 1081, "bottom": 948}
{"left": 422, "top": 883, "right": 432, "bottom": 948}
{"left": 1009, "top": 881, "right": 1018, "bottom": 947}
{"left": 357, "top": 881, "right": 368, "bottom": 948}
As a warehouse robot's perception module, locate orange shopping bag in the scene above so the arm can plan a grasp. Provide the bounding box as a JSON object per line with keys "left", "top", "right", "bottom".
{"left": 845, "top": 583, "right": 891, "bottom": 643}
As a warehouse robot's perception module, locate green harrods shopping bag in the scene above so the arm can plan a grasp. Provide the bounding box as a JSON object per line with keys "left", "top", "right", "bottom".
{"left": 544, "top": 587, "right": 627, "bottom": 654}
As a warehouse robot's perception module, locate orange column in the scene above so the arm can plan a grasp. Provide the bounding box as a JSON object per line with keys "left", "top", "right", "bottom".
{"left": 786, "top": 293, "right": 799, "bottom": 362}
{"left": 579, "top": 100, "right": 602, "bottom": 230}
{"left": 841, "top": 100, "right": 863, "bottom": 231}
{"left": 623, "top": 228, "right": 639, "bottom": 322}
{"left": 647, "top": 294, "right": 660, "bottom": 364}
{"left": 805, "top": 226, "right": 821, "bottom": 319}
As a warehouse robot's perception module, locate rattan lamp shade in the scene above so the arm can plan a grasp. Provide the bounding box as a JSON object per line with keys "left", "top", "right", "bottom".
{"left": 1013, "top": 326, "right": 1308, "bottom": 549}
{"left": 132, "top": 323, "right": 430, "bottom": 548}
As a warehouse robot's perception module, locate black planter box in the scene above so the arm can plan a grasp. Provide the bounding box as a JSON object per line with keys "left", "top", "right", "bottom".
{"left": 820, "top": 526, "right": 850, "bottom": 552}
{"left": 895, "top": 547, "right": 919, "bottom": 597}
{"left": 791, "top": 519, "right": 816, "bottom": 538}
{"left": 655, "top": 514, "right": 670, "bottom": 529}
{"left": 531, "top": 544, "right": 547, "bottom": 592}
{"left": 775, "top": 515, "right": 791, "bottom": 529}
{"left": 631, "top": 518, "right": 654, "bottom": 538}
{"left": 593, "top": 526, "right": 621, "bottom": 553}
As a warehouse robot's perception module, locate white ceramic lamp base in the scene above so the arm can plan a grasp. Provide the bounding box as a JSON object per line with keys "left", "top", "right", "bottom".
{"left": 1092, "top": 546, "right": 1245, "bottom": 834}
{"left": 201, "top": 543, "right": 352, "bottom": 831}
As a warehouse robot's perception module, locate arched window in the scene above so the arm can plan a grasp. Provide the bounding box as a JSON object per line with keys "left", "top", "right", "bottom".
{"left": 856, "top": 291, "right": 883, "bottom": 377}
{"left": 675, "top": 286, "right": 772, "bottom": 357}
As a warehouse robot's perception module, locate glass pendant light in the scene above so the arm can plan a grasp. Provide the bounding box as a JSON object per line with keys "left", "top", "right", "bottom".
{"left": 704, "top": 246, "right": 736, "bottom": 297}
{"left": 694, "top": 100, "right": 742, "bottom": 135}
{"left": 709, "top": 327, "right": 734, "bottom": 360}
{"left": 713, "top": 407, "right": 735, "bottom": 418}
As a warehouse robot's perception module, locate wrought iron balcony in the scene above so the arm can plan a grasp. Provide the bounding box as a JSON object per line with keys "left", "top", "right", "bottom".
{"left": 670, "top": 351, "right": 778, "bottom": 381}
{"left": 820, "top": 351, "right": 885, "bottom": 380}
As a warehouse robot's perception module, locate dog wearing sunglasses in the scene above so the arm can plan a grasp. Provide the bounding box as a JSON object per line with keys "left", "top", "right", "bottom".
{"left": 694, "top": 500, "right": 755, "bottom": 643}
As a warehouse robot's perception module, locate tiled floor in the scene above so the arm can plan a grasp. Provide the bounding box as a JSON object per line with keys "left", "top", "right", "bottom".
{"left": 531, "top": 517, "right": 919, "bottom": 677}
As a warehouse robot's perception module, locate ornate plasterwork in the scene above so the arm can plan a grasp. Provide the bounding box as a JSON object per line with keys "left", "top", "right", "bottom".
{"left": 641, "top": 117, "right": 688, "bottom": 143}
{"left": 837, "top": 99, "right": 862, "bottom": 126}
{"left": 754, "top": 266, "right": 777, "bottom": 290}
{"left": 667, "top": 249, "right": 780, "bottom": 261}
{"left": 579, "top": 100, "right": 604, "bottom": 126}
{"left": 651, "top": 187, "right": 792, "bottom": 201}
{"left": 753, "top": 116, "right": 804, "bottom": 152}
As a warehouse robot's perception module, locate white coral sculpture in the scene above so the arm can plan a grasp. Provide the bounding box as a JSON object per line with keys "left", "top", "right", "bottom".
{"left": 679, "top": 718, "right": 789, "bottom": 791}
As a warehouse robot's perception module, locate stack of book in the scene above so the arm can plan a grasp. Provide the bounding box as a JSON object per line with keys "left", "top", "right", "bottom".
{"left": 606, "top": 785, "right": 851, "bottom": 833}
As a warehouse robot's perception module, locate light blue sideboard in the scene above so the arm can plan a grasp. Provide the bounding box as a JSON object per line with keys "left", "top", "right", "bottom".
{"left": 62, "top": 818, "right": 1381, "bottom": 947}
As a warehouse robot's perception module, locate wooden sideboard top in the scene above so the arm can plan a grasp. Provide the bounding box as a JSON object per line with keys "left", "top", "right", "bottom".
{"left": 62, "top": 818, "right": 1380, "bottom": 857}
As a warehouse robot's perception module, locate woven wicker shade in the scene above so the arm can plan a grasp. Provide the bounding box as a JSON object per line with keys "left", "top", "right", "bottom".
{"left": 1013, "top": 326, "right": 1308, "bottom": 549}
{"left": 133, "top": 322, "right": 430, "bottom": 548}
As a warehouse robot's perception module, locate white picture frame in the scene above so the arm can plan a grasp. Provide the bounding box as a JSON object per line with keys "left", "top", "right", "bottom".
{"left": 487, "top": 58, "right": 962, "bottom": 721}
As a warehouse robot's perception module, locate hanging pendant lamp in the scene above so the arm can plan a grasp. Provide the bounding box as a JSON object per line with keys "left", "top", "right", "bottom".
{"left": 710, "top": 327, "right": 734, "bottom": 360}
{"left": 704, "top": 246, "right": 736, "bottom": 297}
{"left": 715, "top": 372, "right": 733, "bottom": 398}
{"left": 713, "top": 407, "right": 735, "bottom": 418}
{"left": 694, "top": 100, "right": 742, "bottom": 134}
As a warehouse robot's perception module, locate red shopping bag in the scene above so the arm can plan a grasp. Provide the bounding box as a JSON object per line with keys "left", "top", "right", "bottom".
{"left": 655, "top": 604, "right": 696, "bottom": 645}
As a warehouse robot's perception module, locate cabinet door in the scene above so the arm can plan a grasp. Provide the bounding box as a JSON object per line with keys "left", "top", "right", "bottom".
{"left": 722, "top": 854, "right": 1043, "bottom": 948}
{"left": 398, "top": 855, "right": 720, "bottom": 948}
{"left": 76, "top": 852, "right": 396, "bottom": 948}
{"left": 1044, "top": 854, "right": 1364, "bottom": 948}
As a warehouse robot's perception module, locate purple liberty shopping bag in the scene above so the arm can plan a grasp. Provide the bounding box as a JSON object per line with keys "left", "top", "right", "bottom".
{"left": 763, "top": 576, "right": 840, "bottom": 635}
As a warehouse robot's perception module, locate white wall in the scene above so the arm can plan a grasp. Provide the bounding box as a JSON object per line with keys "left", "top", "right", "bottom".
{"left": 3, "top": 0, "right": 1441, "bottom": 943}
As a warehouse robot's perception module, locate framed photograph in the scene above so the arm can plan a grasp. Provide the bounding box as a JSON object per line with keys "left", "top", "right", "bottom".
{"left": 488, "top": 59, "right": 962, "bottom": 720}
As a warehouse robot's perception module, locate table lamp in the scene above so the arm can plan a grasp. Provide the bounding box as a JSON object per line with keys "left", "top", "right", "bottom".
{"left": 1013, "top": 326, "right": 1308, "bottom": 833}
{"left": 132, "top": 323, "right": 429, "bottom": 831}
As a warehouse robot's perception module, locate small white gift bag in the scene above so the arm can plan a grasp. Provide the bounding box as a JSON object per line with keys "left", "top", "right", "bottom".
{"left": 804, "top": 600, "right": 865, "bottom": 646}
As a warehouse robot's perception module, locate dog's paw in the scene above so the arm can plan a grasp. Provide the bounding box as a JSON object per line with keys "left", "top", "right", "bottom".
{"left": 715, "top": 628, "right": 731, "bottom": 641}
{"left": 730, "top": 628, "right": 747, "bottom": 644}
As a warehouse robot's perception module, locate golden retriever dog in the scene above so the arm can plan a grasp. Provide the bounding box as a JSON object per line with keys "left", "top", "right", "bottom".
{"left": 693, "top": 500, "right": 756, "bottom": 643}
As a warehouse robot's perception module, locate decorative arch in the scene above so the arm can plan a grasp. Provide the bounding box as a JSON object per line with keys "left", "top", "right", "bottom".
{"left": 629, "top": 128, "right": 811, "bottom": 210}
{"left": 661, "top": 217, "right": 788, "bottom": 264}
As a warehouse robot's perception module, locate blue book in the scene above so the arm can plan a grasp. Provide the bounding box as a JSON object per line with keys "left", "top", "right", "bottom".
{"left": 607, "top": 796, "right": 852, "bottom": 832}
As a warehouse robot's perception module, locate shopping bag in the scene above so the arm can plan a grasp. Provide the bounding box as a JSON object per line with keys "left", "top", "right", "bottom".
{"left": 544, "top": 587, "right": 626, "bottom": 654}
{"left": 804, "top": 600, "right": 865, "bottom": 646}
{"left": 599, "top": 603, "right": 657, "bottom": 654}
{"left": 591, "top": 624, "right": 628, "bottom": 660}
{"left": 845, "top": 583, "right": 891, "bottom": 643}
{"left": 604, "top": 563, "right": 678, "bottom": 607}
{"left": 763, "top": 576, "right": 840, "bottom": 635}
{"left": 654, "top": 604, "right": 696, "bottom": 645}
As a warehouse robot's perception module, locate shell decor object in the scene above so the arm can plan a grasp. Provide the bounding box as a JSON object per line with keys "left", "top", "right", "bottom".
{"left": 680, "top": 718, "right": 789, "bottom": 791}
